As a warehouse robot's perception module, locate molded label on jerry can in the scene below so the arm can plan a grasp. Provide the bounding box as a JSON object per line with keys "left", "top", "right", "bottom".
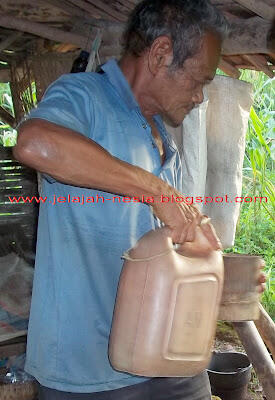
{"left": 163, "top": 275, "right": 219, "bottom": 361}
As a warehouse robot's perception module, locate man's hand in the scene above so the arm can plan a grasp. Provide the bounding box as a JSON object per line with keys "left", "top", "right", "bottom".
{"left": 257, "top": 259, "right": 267, "bottom": 294}
{"left": 151, "top": 186, "right": 222, "bottom": 250}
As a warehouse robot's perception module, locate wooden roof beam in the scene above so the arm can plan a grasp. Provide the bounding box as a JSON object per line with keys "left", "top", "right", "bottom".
{"left": 116, "top": 0, "right": 135, "bottom": 12}
{"left": 66, "top": 0, "right": 118, "bottom": 22}
{"left": 242, "top": 54, "right": 275, "bottom": 78}
{"left": 41, "top": 0, "right": 87, "bottom": 19}
{"left": 223, "top": 16, "right": 274, "bottom": 55}
{"left": 235, "top": 64, "right": 275, "bottom": 71}
{"left": 0, "top": 32, "right": 23, "bottom": 53}
{"left": 0, "top": 15, "right": 88, "bottom": 49}
{"left": 268, "top": 53, "right": 275, "bottom": 64}
{"left": 219, "top": 58, "right": 241, "bottom": 78}
{"left": 85, "top": 0, "right": 128, "bottom": 22}
{"left": 234, "top": 0, "right": 275, "bottom": 22}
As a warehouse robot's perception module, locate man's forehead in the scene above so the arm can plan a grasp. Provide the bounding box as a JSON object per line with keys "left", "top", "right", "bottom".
{"left": 184, "top": 58, "right": 217, "bottom": 79}
{"left": 183, "top": 33, "right": 221, "bottom": 78}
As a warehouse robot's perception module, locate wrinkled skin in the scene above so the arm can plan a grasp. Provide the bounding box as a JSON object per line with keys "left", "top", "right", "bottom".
{"left": 119, "top": 31, "right": 221, "bottom": 126}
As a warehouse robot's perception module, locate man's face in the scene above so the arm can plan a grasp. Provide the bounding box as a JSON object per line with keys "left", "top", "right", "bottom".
{"left": 152, "top": 32, "right": 222, "bottom": 127}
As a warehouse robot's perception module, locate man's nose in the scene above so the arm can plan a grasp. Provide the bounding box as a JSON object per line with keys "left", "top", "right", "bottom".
{"left": 192, "top": 88, "right": 204, "bottom": 105}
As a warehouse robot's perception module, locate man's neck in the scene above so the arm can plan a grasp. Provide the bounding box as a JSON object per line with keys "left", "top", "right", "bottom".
{"left": 118, "top": 55, "right": 158, "bottom": 119}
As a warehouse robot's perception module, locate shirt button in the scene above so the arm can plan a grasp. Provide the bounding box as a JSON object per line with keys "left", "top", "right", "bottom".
{"left": 142, "top": 123, "right": 147, "bottom": 129}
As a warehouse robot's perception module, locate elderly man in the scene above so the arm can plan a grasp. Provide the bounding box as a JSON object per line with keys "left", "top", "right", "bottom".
{"left": 13, "top": 0, "right": 265, "bottom": 399}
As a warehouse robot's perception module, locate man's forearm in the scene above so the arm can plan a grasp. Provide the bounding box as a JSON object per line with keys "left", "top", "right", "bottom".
{"left": 14, "top": 119, "right": 170, "bottom": 199}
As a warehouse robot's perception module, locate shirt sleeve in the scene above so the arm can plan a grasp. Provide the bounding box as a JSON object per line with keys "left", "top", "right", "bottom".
{"left": 21, "top": 73, "right": 96, "bottom": 139}
{"left": 18, "top": 73, "right": 97, "bottom": 184}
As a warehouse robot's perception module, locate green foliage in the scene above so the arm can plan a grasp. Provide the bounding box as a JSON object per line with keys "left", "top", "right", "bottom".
{"left": 229, "top": 205, "right": 275, "bottom": 319}
{"left": 0, "top": 82, "right": 14, "bottom": 116}
{"left": 226, "top": 71, "right": 275, "bottom": 319}
{"left": 0, "top": 82, "right": 17, "bottom": 147}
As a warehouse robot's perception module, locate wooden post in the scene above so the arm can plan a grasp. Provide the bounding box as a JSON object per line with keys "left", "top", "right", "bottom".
{"left": 255, "top": 304, "right": 275, "bottom": 360}
{"left": 233, "top": 321, "right": 275, "bottom": 400}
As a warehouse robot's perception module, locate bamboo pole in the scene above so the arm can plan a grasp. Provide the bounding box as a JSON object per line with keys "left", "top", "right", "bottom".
{"left": 233, "top": 321, "right": 275, "bottom": 400}
{"left": 255, "top": 304, "right": 275, "bottom": 360}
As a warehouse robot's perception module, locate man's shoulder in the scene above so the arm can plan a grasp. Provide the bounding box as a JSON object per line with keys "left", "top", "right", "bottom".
{"left": 46, "top": 71, "right": 107, "bottom": 100}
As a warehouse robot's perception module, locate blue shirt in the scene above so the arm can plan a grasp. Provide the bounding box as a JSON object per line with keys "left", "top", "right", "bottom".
{"left": 24, "top": 59, "right": 182, "bottom": 392}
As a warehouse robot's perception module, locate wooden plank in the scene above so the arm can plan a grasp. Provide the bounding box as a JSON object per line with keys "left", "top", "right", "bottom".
{"left": 0, "top": 341, "right": 26, "bottom": 358}
{"left": 223, "top": 16, "right": 273, "bottom": 55}
{"left": 219, "top": 58, "right": 241, "bottom": 78}
{"left": 0, "top": 335, "right": 27, "bottom": 345}
{"left": 242, "top": 54, "right": 275, "bottom": 77}
{"left": 85, "top": 0, "right": 128, "bottom": 21}
{"left": 234, "top": 0, "right": 275, "bottom": 21}
{"left": 0, "top": 15, "right": 88, "bottom": 49}
{"left": 116, "top": 0, "right": 135, "bottom": 12}
{"left": 233, "top": 64, "right": 275, "bottom": 71}
{"left": 66, "top": 0, "right": 118, "bottom": 21}
{"left": 223, "top": 55, "right": 244, "bottom": 65}
{"left": 268, "top": 52, "right": 275, "bottom": 63}
{"left": 41, "top": 0, "right": 88, "bottom": 19}
{"left": 0, "top": 32, "right": 23, "bottom": 53}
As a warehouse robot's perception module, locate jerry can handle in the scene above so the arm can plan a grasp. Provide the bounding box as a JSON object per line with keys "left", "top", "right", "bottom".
{"left": 163, "top": 217, "right": 222, "bottom": 257}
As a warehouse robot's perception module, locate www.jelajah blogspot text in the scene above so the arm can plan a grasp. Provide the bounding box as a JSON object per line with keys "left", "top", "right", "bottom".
{"left": 8, "top": 194, "right": 269, "bottom": 205}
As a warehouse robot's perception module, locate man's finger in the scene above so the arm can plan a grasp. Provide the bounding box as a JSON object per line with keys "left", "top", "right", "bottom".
{"left": 199, "top": 219, "right": 222, "bottom": 250}
{"left": 258, "top": 272, "right": 266, "bottom": 284}
{"left": 257, "top": 283, "right": 266, "bottom": 293}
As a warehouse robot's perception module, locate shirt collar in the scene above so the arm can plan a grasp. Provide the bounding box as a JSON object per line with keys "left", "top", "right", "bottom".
{"left": 101, "top": 59, "right": 139, "bottom": 110}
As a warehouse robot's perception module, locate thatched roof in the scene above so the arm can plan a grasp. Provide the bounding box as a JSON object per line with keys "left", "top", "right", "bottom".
{"left": 0, "top": 0, "right": 274, "bottom": 81}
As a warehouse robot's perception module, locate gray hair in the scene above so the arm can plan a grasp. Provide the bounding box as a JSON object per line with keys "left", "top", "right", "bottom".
{"left": 122, "top": 0, "right": 229, "bottom": 69}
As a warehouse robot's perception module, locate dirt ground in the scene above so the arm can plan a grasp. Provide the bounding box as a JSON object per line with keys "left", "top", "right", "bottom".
{"left": 214, "top": 322, "right": 266, "bottom": 400}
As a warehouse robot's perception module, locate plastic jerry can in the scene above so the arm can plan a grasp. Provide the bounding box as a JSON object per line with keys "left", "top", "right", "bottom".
{"left": 109, "top": 225, "right": 224, "bottom": 377}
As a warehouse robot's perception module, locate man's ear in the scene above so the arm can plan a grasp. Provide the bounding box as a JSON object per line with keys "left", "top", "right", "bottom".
{"left": 148, "top": 36, "right": 173, "bottom": 75}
